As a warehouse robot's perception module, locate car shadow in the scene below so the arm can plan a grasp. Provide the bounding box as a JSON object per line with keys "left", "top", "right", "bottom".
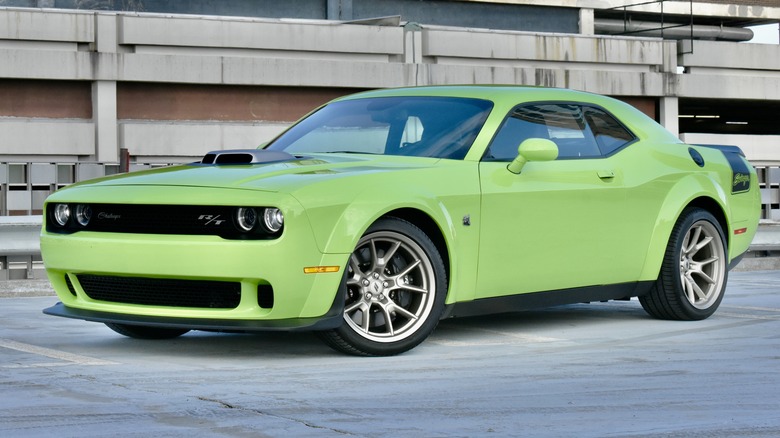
{"left": 77, "top": 301, "right": 650, "bottom": 361}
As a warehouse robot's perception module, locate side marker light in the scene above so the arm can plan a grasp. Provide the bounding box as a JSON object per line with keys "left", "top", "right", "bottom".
{"left": 303, "top": 266, "right": 341, "bottom": 274}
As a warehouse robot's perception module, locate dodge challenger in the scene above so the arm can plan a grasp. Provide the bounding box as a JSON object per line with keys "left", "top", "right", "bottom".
{"left": 41, "top": 86, "right": 761, "bottom": 356}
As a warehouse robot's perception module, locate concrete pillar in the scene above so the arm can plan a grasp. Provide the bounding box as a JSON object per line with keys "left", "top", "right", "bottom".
{"left": 579, "top": 9, "right": 595, "bottom": 36}
{"left": 662, "top": 40, "right": 678, "bottom": 73}
{"left": 659, "top": 96, "right": 679, "bottom": 138}
{"left": 404, "top": 22, "right": 422, "bottom": 65}
{"left": 92, "top": 81, "right": 118, "bottom": 163}
{"left": 93, "top": 13, "right": 119, "bottom": 163}
{"left": 95, "top": 13, "right": 118, "bottom": 53}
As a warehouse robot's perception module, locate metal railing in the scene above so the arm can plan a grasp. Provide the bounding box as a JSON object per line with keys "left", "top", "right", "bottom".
{"left": 0, "top": 215, "right": 45, "bottom": 280}
{"left": 756, "top": 164, "right": 780, "bottom": 222}
{"left": 608, "top": 0, "right": 694, "bottom": 40}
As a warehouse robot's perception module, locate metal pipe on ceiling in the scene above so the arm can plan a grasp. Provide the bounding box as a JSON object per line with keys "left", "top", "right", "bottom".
{"left": 595, "top": 18, "right": 754, "bottom": 41}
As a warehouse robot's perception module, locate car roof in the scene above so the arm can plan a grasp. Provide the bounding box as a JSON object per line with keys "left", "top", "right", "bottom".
{"left": 338, "top": 85, "right": 604, "bottom": 105}
{"left": 335, "top": 85, "right": 681, "bottom": 144}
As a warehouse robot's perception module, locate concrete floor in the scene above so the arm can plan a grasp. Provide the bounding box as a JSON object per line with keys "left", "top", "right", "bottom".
{"left": 1, "top": 270, "right": 779, "bottom": 437}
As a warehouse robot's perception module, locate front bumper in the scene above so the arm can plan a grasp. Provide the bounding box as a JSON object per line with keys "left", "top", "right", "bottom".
{"left": 40, "top": 186, "right": 350, "bottom": 328}
{"left": 41, "top": 228, "right": 349, "bottom": 325}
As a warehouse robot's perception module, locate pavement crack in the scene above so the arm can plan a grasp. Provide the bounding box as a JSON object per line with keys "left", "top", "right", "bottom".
{"left": 196, "top": 396, "right": 357, "bottom": 435}
{"left": 198, "top": 396, "right": 236, "bottom": 410}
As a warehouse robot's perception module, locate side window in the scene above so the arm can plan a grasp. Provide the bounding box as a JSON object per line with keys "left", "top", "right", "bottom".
{"left": 484, "top": 110, "right": 549, "bottom": 161}
{"left": 541, "top": 104, "right": 600, "bottom": 159}
{"left": 485, "top": 103, "right": 602, "bottom": 161}
{"left": 583, "top": 107, "right": 635, "bottom": 156}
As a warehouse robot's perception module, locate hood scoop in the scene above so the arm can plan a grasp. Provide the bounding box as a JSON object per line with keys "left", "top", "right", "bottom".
{"left": 201, "top": 149, "right": 295, "bottom": 165}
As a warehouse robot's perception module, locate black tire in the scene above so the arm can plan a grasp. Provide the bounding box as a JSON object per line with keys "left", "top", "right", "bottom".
{"left": 318, "top": 217, "right": 447, "bottom": 356}
{"left": 105, "top": 323, "right": 190, "bottom": 340}
{"left": 640, "top": 207, "right": 728, "bottom": 321}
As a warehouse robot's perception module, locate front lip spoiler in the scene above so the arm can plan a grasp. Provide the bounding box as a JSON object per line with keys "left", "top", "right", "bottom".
{"left": 43, "top": 302, "right": 344, "bottom": 332}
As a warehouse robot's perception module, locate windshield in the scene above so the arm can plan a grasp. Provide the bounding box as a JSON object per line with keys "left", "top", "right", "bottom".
{"left": 266, "top": 96, "right": 494, "bottom": 160}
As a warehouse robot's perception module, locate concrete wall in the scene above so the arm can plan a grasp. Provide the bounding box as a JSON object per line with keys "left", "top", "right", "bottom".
{"left": 2, "top": 7, "right": 779, "bottom": 164}
{"left": 678, "top": 40, "right": 780, "bottom": 99}
{"left": 1, "top": 6, "right": 780, "bottom": 217}
{"left": 676, "top": 40, "right": 780, "bottom": 168}
{"left": 0, "top": 7, "right": 678, "bottom": 167}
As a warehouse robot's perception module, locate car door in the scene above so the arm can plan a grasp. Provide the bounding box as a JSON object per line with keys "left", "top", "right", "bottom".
{"left": 475, "top": 103, "right": 647, "bottom": 298}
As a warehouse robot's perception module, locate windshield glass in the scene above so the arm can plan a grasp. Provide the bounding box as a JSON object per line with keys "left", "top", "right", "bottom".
{"left": 266, "top": 96, "right": 494, "bottom": 160}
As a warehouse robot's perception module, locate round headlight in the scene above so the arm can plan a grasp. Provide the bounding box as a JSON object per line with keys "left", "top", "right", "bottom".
{"left": 53, "top": 204, "right": 71, "bottom": 227}
{"left": 263, "top": 208, "right": 284, "bottom": 233}
{"left": 75, "top": 204, "right": 92, "bottom": 227}
{"left": 235, "top": 207, "right": 258, "bottom": 232}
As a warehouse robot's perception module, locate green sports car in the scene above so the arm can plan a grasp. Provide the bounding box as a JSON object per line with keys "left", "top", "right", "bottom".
{"left": 41, "top": 86, "right": 761, "bottom": 356}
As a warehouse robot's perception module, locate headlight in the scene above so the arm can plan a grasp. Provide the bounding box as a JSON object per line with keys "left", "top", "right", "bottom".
{"left": 75, "top": 204, "right": 92, "bottom": 227}
{"left": 263, "top": 208, "right": 284, "bottom": 233}
{"left": 53, "top": 204, "right": 71, "bottom": 226}
{"left": 235, "top": 207, "right": 258, "bottom": 232}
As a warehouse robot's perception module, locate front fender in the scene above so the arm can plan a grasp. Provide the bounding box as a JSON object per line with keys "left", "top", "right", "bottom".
{"left": 323, "top": 193, "right": 453, "bottom": 255}
{"left": 638, "top": 173, "right": 730, "bottom": 281}
{"left": 291, "top": 163, "right": 482, "bottom": 304}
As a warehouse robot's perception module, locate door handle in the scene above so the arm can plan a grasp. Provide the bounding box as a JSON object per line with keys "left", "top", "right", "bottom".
{"left": 597, "top": 170, "right": 615, "bottom": 180}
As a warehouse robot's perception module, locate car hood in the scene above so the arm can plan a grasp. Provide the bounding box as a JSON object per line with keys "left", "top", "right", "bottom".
{"left": 68, "top": 153, "right": 442, "bottom": 193}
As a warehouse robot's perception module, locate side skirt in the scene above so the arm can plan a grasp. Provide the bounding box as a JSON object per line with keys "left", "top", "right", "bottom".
{"left": 442, "top": 281, "right": 654, "bottom": 319}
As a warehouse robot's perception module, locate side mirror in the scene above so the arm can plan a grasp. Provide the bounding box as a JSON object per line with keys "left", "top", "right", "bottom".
{"left": 507, "top": 138, "right": 558, "bottom": 174}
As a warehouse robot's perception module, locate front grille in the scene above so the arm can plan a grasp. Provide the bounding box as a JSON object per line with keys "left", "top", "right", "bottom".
{"left": 80, "top": 204, "right": 235, "bottom": 236}
{"left": 77, "top": 275, "right": 241, "bottom": 309}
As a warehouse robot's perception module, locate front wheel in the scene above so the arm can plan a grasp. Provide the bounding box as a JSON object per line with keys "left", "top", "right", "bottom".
{"left": 105, "top": 323, "right": 190, "bottom": 340}
{"left": 318, "top": 217, "right": 447, "bottom": 356}
{"left": 640, "top": 207, "right": 728, "bottom": 321}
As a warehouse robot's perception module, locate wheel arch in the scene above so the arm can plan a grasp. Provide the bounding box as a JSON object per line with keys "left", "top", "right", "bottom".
{"left": 380, "top": 208, "right": 452, "bottom": 293}
{"left": 686, "top": 196, "right": 729, "bottom": 247}
{"left": 639, "top": 181, "right": 731, "bottom": 281}
{"left": 637, "top": 168, "right": 732, "bottom": 280}
{"left": 317, "top": 213, "right": 451, "bottom": 356}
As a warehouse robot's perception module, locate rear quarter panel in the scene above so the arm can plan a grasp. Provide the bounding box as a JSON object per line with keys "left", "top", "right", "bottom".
{"left": 635, "top": 143, "right": 760, "bottom": 280}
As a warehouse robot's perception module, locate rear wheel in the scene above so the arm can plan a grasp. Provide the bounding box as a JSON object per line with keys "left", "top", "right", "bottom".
{"left": 105, "top": 323, "right": 190, "bottom": 340}
{"left": 640, "top": 207, "right": 727, "bottom": 320}
{"left": 318, "top": 217, "right": 447, "bottom": 356}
